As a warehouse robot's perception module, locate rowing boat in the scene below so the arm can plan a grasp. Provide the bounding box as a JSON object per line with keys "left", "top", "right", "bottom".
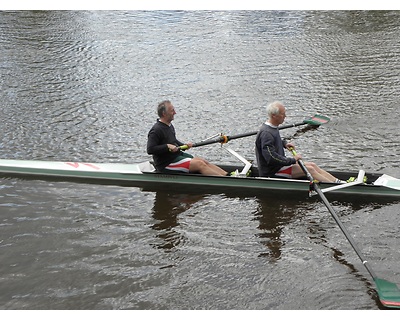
{"left": 1, "top": 158, "right": 400, "bottom": 199}
{"left": 0, "top": 117, "right": 397, "bottom": 199}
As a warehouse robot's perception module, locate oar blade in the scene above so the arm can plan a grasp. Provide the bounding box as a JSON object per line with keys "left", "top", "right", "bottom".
{"left": 304, "top": 114, "right": 330, "bottom": 126}
{"left": 375, "top": 278, "right": 400, "bottom": 308}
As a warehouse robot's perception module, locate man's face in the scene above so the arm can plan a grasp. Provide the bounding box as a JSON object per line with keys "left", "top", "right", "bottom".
{"left": 271, "top": 105, "right": 286, "bottom": 125}
{"left": 276, "top": 106, "right": 286, "bottom": 124}
{"left": 164, "top": 103, "right": 176, "bottom": 122}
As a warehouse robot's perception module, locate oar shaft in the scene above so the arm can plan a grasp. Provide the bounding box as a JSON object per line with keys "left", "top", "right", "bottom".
{"left": 194, "top": 121, "right": 306, "bottom": 146}
{"left": 291, "top": 149, "right": 377, "bottom": 280}
{"left": 313, "top": 179, "right": 377, "bottom": 279}
{"left": 180, "top": 120, "right": 308, "bottom": 150}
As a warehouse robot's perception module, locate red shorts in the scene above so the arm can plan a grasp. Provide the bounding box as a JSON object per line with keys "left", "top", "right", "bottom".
{"left": 164, "top": 154, "right": 193, "bottom": 173}
{"left": 274, "top": 165, "right": 293, "bottom": 179}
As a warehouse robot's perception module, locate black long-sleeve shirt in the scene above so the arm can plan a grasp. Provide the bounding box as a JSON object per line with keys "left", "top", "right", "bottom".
{"left": 147, "top": 120, "right": 184, "bottom": 171}
{"left": 255, "top": 123, "right": 296, "bottom": 177}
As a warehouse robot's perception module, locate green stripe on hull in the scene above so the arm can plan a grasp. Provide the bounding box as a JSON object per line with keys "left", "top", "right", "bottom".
{"left": 1, "top": 159, "right": 400, "bottom": 198}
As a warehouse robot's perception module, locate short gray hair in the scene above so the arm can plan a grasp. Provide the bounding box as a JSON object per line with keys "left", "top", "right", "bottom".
{"left": 157, "top": 100, "right": 171, "bottom": 117}
{"left": 266, "top": 101, "right": 283, "bottom": 117}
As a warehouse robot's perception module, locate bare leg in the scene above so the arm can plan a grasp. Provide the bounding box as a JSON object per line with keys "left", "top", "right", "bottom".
{"left": 291, "top": 162, "right": 338, "bottom": 183}
{"left": 189, "top": 157, "right": 228, "bottom": 176}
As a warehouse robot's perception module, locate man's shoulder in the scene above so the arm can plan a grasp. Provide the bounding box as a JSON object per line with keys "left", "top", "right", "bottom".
{"left": 151, "top": 120, "right": 169, "bottom": 129}
{"left": 259, "top": 123, "right": 278, "bottom": 134}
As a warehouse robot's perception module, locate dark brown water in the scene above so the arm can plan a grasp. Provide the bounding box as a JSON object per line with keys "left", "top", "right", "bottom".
{"left": 1, "top": 10, "right": 400, "bottom": 309}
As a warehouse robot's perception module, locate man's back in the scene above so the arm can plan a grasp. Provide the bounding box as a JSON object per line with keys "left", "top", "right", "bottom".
{"left": 255, "top": 123, "right": 295, "bottom": 177}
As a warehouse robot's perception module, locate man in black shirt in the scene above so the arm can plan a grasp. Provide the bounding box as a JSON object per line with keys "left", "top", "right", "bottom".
{"left": 255, "top": 101, "right": 341, "bottom": 183}
{"left": 147, "top": 100, "right": 228, "bottom": 176}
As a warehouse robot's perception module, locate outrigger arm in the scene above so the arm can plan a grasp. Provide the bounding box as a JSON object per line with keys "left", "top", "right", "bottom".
{"left": 222, "top": 146, "right": 252, "bottom": 177}
{"left": 317, "top": 169, "right": 366, "bottom": 195}
{"left": 192, "top": 133, "right": 253, "bottom": 177}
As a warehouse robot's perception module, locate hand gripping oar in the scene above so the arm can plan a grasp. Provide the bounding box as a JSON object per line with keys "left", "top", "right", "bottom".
{"left": 290, "top": 148, "right": 400, "bottom": 308}
{"left": 180, "top": 114, "right": 330, "bottom": 150}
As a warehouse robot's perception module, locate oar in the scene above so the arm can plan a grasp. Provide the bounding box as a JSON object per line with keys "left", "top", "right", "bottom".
{"left": 290, "top": 148, "right": 400, "bottom": 308}
{"left": 180, "top": 114, "right": 330, "bottom": 150}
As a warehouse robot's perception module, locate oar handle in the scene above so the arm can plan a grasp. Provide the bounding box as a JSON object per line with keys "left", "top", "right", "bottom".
{"left": 289, "top": 148, "right": 304, "bottom": 169}
{"left": 289, "top": 148, "right": 313, "bottom": 182}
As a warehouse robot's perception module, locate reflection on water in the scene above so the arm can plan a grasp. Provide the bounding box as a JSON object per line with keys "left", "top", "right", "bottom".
{"left": 150, "top": 192, "right": 205, "bottom": 252}
{"left": 149, "top": 191, "right": 309, "bottom": 261}
{"left": 254, "top": 197, "right": 304, "bottom": 261}
{"left": 150, "top": 190, "right": 312, "bottom": 264}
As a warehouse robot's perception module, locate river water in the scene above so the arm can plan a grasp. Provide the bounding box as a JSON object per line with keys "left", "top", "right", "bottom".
{"left": 1, "top": 10, "right": 400, "bottom": 310}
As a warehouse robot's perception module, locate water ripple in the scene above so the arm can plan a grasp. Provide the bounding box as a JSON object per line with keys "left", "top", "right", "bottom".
{"left": 1, "top": 10, "right": 400, "bottom": 310}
